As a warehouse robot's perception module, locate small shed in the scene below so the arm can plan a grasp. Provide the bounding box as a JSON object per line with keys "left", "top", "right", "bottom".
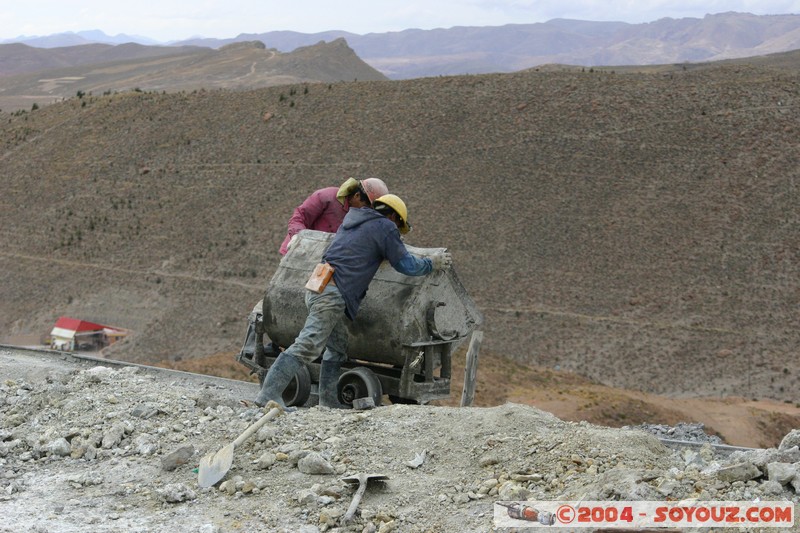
{"left": 49, "top": 317, "right": 127, "bottom": 351}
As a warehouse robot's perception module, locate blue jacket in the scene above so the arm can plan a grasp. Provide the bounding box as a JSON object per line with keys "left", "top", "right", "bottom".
{"left": 323, "top": 207, "right": 432, "bottom": 320}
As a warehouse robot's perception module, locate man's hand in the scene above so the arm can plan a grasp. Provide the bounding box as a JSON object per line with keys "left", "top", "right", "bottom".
{"left": 431, "top": 252, "right": 452, "bottom": 271}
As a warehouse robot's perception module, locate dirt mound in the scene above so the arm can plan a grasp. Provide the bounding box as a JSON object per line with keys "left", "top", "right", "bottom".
{"left": 2, "top": 347, "right": 799, "bottom": 532}
{"left": 157, "top": 349, "right": 800, "bottom": 450}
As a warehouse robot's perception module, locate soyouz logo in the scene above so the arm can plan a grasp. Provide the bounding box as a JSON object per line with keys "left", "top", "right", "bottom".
{"left": 494, "top": 501, "right": 795, "bottom": 528}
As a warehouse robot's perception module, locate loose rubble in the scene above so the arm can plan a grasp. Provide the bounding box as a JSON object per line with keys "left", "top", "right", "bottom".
{"left": 1, "top": 349, "right": 798, "bottom": 532}
{"left": 623, "top": 422, "right": 724, "bottom": 445}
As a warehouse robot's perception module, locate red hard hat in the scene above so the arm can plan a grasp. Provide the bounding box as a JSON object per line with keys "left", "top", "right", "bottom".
{"left": 359, "top": 178, "right": 389, "bottom": 205}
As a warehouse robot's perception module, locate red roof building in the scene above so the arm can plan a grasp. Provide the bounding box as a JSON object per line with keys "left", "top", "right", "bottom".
{"left": 50, "top": 316, "right": 127, "bottom": 351}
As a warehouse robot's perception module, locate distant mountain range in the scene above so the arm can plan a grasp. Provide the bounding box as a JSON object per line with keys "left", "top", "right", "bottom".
{"left": 0, "top": 39, "right": 387, "bottom": 112}
{"left": 2, "top": 11, "right": 800, "bottom": 113}
{"left": 3, "top": 12, "right": 800, "bottom": 79}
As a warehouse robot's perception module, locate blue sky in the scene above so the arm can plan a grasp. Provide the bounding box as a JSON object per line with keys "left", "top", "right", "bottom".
{"left": 2, "top": 0, "right": 799, "bottom": 41}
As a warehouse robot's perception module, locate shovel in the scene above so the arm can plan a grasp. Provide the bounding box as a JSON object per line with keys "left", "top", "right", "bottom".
{"left": 341, "top": 473, "right": 389, "bottom": 524}
{"left": 198, "top": 403, "right": 282, "bottom": 488}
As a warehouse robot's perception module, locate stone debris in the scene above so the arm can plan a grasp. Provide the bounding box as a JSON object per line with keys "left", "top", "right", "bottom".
{"left": 0, "top": 350, "right": 798, "bottom": 532}
{"left": 157, "top": 483, "right": 197, "bottom": 503}
{"left": 780, "top": 429, "right": 800, "bottom": 451}
{"left": 405, "top": 450, "right": 426, "bottom": 469}
{"left": 624, "top": 421, "right": 723, "bottom": 444}
{"left": 297, "top": 452, "right": 335, "bottom": 475}
{"left": 160, "top": 445, "right": 195, "bottom": 471}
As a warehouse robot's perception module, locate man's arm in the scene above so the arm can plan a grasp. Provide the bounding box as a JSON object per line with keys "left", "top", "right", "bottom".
{"left": 286, "top": 191, "right": 326, "bottom": 236}
{"left": 393, "top": 254, "right": 433, "bottom": 276}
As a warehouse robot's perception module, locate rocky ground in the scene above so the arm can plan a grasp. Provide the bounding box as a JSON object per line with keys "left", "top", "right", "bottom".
{"left": 2, "top": 347, "right": 799, "bottom": 533}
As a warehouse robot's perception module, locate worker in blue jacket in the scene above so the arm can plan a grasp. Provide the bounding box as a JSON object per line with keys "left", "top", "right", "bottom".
{"left": 254, "top": 194, "right": 452, "bottom": 409}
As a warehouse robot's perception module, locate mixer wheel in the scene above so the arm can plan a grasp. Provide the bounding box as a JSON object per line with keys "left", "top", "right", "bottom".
{"left": 338, "top": 366, "right": 382, "bottom": 407}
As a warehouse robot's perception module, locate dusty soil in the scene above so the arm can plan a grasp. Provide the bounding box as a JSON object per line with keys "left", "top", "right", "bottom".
{"left": 2, "top": 346, "right": 799, "bottom": 533}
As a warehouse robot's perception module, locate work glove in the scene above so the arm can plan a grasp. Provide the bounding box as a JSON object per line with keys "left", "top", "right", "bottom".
{"left": 431, "top": 252, "right": 452, "bottom": 271}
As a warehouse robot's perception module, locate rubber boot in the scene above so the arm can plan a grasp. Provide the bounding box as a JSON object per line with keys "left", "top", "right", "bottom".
{"left": 318, "top": 360, "right": 347, "bottom": 409}
{"left": 254, "top": 352, "right": 303, "bottom": 410}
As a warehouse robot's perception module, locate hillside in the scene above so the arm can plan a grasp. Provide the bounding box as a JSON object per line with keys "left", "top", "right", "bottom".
{"left": 0, "top": 39, "right": 386, "bottom": 112}
{"left": 1, "top": 58, "right": 799, "bottom": 411}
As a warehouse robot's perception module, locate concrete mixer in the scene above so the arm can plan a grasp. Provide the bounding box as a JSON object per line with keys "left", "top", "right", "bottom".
{"left": 236, "top": 229, "right": 483, "bottom": 407}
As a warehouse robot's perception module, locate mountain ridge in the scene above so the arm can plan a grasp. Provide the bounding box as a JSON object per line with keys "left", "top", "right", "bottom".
{"left": 4, "top": 12, "right": 800, "bottom": 80}
{"left": 0, "top": 39, "right": 386, "bottom": 112}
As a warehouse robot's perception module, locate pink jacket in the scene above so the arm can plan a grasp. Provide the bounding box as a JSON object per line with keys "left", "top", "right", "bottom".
{"left": 279, "top": 187, "right": 348, "bottom": 255}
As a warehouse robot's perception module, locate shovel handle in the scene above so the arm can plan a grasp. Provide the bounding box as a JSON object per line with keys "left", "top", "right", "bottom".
{"left": 233, "top": 407, "right": 280, "bottom": 448}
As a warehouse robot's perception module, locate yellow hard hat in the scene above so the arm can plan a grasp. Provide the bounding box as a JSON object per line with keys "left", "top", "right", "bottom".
{"left": 374, "top": 194, "right": 411, "bottom": 234}
{"left": 336, "top": 177, "right": 360, "bottom": 205}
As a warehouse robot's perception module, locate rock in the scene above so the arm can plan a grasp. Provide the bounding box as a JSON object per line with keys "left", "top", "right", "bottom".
{"left": 296, "top": 488, "right": 317, "bottom": 504}
{"left": 298, "top": 452, "right": 334, "bottom": 475}
{"left": 134, "top": 434, "right": 159, "bottom": 456}
{"left": 101, "top": 423, "right": 128, "bottom": 449}
{"left": 378, "top": 520, "right": 396, "bottom": 533}
{"left": 761, "top": 480, "right": 785, "bottom": 495}
{"left": 319, "top": 508, "right": 342, "bottom": 528}
{"left": 453, "top": 492, "right": 471, "bottom": 504}
{"left": 289, "top": 449, "right": 310, "bottom": 466}
{"left": 83, "top": 445, "right": 97, "bottom": 461}
{"left": 161, "top": 445, "right": 195, "bottom": 471}
{"left": 478, "top": 454, "right": 500, "bottom": 467}
{"left": 85, "top": 366, "right": 114, "bottom": 381}
{"left": 66, "top": 472, "right": 104, "bottom": 487}
{"left": 256, "top": 426, "right": 279, "bottom": 442}
{"left": 728, "top": 447, "right": 800, "bottom": 470}
{"left": 131, "top": 403, "right": 162, "bottom": 419}
{"left": 47, "top": 437, "right": 71, "bottom": 457}
{"left": 779, "top": 430, "right": 800, "bottom": 451}
{"left": 717, "top": 462, "right": 761, "bottom": 483}
{"left": 498, "top": 482, "right": 530, "bottom": 501}
{"left": 219, "top": 479, "right": 237, "bottom": 495}
{"left": 241, "top": 480, "right": 257, "bottom": 494}
{"left": 257, "top": 452, "right": 277, "bottom": 469}
{"left": 766, "top": 462, "right": 798, "bottom": 485}
{"left": 655, "top": 478, "right": 681, "bottom": 496}
{"left": 353, "top": 397, "right": 375, "bottom": 410}
{"left": 157, "top": 483, "right": 197, "bottom": 503}
{"left": 510, "top": 473, "right": 541, "bottom": 482}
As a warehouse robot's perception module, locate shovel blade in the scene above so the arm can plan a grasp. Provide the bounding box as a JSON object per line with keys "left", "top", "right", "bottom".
{"left": 197, "top": 443, "right": 234, "bottom": 488}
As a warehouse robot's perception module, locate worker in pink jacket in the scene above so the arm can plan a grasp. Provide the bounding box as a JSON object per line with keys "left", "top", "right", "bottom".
{"left": 278, "top": 177, "right": 389, "bottom": 255}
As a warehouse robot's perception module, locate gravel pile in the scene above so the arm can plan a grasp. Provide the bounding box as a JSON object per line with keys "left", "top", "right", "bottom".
{"left": 1, "top": 348, "right": 799, "bottom": 532}
{"left": 624, "top": 422, "right": 724, "bottom": 444}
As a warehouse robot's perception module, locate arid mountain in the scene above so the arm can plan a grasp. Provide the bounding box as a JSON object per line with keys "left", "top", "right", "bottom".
{"left": 0, "top": 42, "right": 202, "bottom": 76}
{"left": 6, "top": 12, "right": 799, "bottom": 80}
{"left": 0, "top": 39, "right": 386, "bottom": 112}
{"left": 1, "top": 52, "right": 798, "bottom": 411}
